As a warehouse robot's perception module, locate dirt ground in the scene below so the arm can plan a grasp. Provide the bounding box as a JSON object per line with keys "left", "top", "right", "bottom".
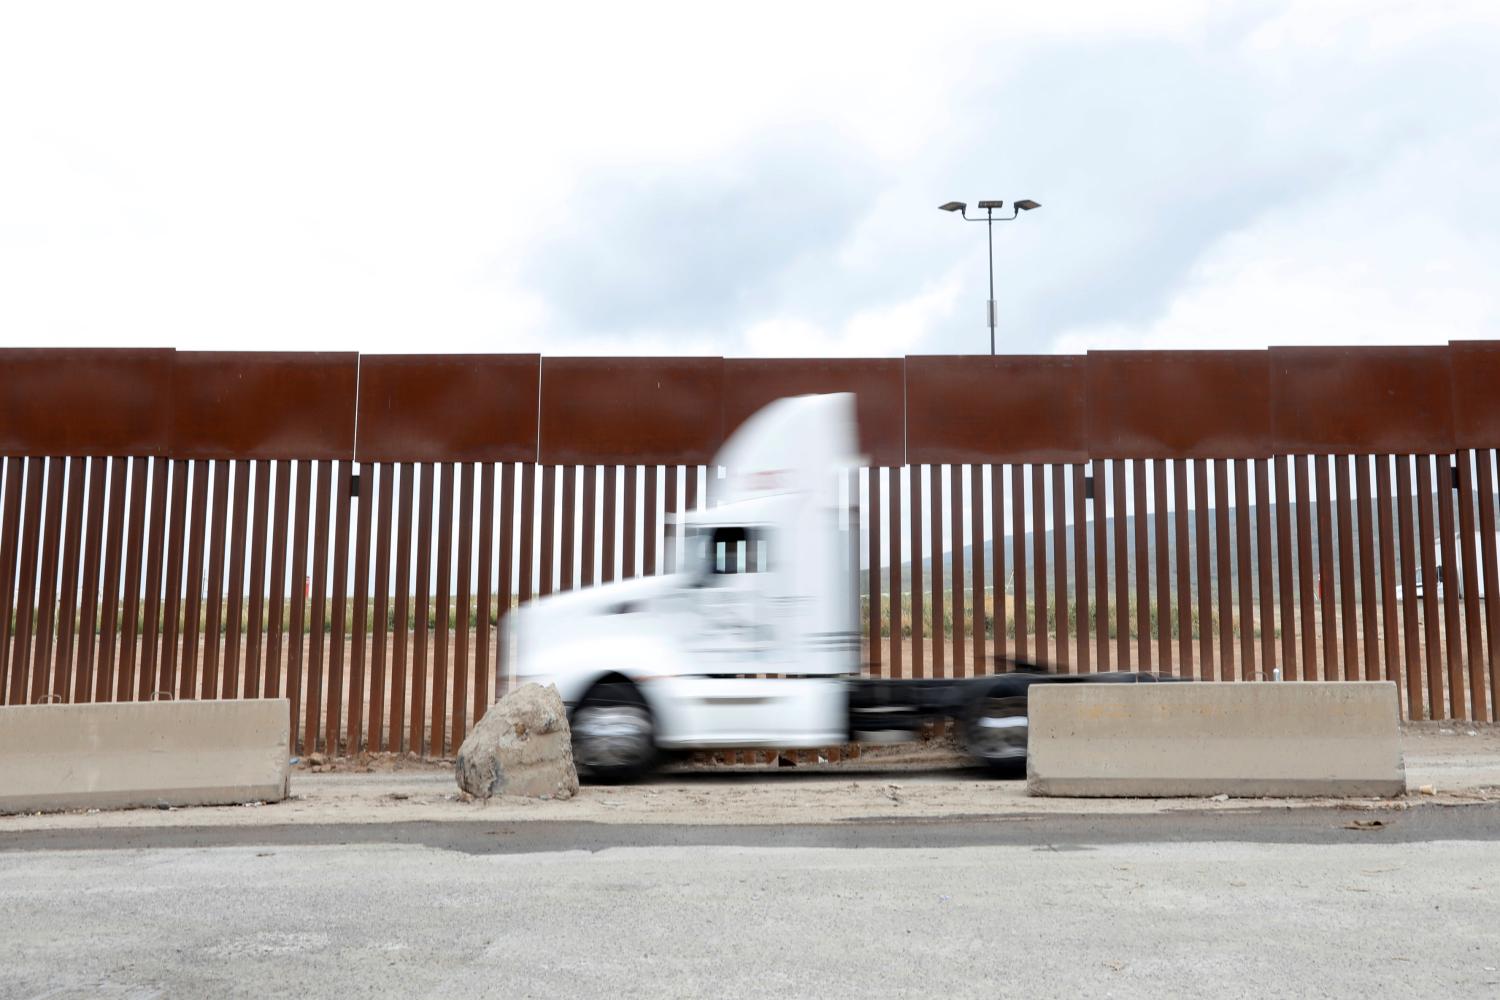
{"left": 5, "top": 724, "right": 1497, "bottom": 833}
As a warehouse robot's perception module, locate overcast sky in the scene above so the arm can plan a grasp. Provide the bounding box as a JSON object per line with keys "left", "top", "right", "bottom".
{"left": 3, "top": 1, "right": 1498, "bottom": 358}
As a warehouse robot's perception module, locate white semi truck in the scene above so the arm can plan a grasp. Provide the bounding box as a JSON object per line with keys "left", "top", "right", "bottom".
{"left": 507, "top": 392, "right": 1173, "bottom": 782}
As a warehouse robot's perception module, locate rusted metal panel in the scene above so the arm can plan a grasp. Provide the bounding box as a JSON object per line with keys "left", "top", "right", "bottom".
{"left": 1415, "top": 457, "right": 1442, "bottom": 718}
{"left": 1449, "top": 341, "right": 1500, "bottom": 448}
{"left": 1073, "top": 464, "right": 1090, "bottom": 673}
{"left": 906, "top": 356, "right": 1087, "bottom": 465}
{"left": 722, "top": 358, "right": 904, "bottom": 466}
{"left": 539, "top": 357, "right": 724, "bottom": 465}
{"left": 1454, "top": 451, "right": 1485, "bottom": 719}
{"left": 0, "top": 348, "right": 171, "bottom": 456}
{"left": 1087, "top": 351, "right": 1270, "bottom": 459}
{"left": 890, "top": 467, "right": 904, "bottom": 677}
{"left": 1092, "top": 460, "right": 1109, "bottom": 671}
{"left": 431, "top": 462, "right": 454, "bottom": 757}
{"left": 356, "top": 354, "right": 539, "bottom": 463}
{"left": 1396, "top": 456, "right": 1422, "bottom": 717}
{"left": 1271, "top": 347, "right": 1454, "bottom": 455}
{"left": 170, "top": 352, "right": 356, "bottom": 461}
{"left": 159, "top": 460, "right": 189, "bottom": 700}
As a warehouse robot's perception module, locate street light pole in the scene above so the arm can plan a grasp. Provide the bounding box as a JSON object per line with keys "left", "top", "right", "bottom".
{"left": 939, "top": 198, "right": 1041, "bottom": 355}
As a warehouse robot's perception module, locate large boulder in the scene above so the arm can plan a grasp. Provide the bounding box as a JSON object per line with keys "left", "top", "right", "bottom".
{"left": 455, "top": 683, "right": 579, "bottom": 800}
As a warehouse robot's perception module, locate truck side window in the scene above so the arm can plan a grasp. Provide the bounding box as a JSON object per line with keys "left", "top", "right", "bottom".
{"left": 710, "top": 526, "right": 766, "bottom": 574}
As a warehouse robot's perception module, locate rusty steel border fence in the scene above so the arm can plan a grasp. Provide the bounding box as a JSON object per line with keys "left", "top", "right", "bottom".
{"left": 2, "top": 345, "right": 1500, "bottom": 756}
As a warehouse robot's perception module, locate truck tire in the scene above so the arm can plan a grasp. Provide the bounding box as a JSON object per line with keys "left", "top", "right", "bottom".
{"left": 963, "top": 687, "right": 1029, "bottom": 777}
{"left": 570, "top": 681, "right": 657, "bottom": 784}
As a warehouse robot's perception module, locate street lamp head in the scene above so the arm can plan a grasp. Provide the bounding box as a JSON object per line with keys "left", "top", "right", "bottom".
{"left": 1014, "top": 199, "right": 1040, "bottom": 211}
{"left": 976, "top": 200, "right": 1004, "bottom": 209}
{"left": 938, "top": 201, "right": 966, "bottom": 213}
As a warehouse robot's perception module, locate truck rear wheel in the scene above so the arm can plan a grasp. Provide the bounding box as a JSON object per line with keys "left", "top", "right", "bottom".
{"left": 963, "top": 690, "right": 1029, "bottom": 776}
{"left": 571, "top": 682, "right": 657, "bottom": 784}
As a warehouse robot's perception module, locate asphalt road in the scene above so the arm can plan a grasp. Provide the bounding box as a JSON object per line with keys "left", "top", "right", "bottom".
{"left": 5, "top": 806, "right": 1500, "bottom": 999}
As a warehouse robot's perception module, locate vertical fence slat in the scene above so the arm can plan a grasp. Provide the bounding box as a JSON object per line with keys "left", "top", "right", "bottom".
{"left": 1173, "top": 460, "right": 1192, "bottom": 677}
{"left": 411, "top": 462, "right": 434, "bottom": 754}
{"left": 495, "top": 463, "right": 516, "bottom": 699}
{"left": 560, "top": 466, "right": 576, "bottom": 591}
{"left": 664, "top": 466, "right": 678, "bottom": 576}
{"left": 33, "top": 456, "right": 67, "bottom": 702}
{"left": 245, "top": 462, "right": 271, "bottom": 698}
{"left": 1194, "top": 458, "right": 1213, "bottom": 680}
{"left": 75, "top": 457, "right": 107, "bottom": 704}
{"left": 115, "top": 457, "right": 148, "bottom": 702}
{"left": 1214, "top": 459, "right": 1234, "bottom": 683}
{"left": 0, "top": 458, "right": 24, "bottom": 702}
{"left": 931, "top": 464, "right": 945, "bottom": 677}
{"left": 1092, "top": 459, "right": 1109, "bottom": 671}
{"left": 1354, "top": 456, "right": 1380, "bottom": 683}
{"left": 371, "top": 463, "right": 394, "bottom": 749}
{"left": 970, "top": 467, "right": 984, "bottom": 674}
{"left": 622, "top": 466, "right": 637, "bottom": 582}
{"left": 1254, "top": 459, "right": 1274, "bottom": 681}
{"left": 517, "top": 463, "right": 536, "bottom": 602}
{"left": 1030, "top": 463, "right": 1044, "bottom": 666}
{"left": 1052, "top": 464, "right": 1068, "bottom": 671}
{"left": 1273, "top": 456, "right": 1296, "bottom": 681}
{"left": 350, "top": 461, "right": 374, "bottom": 754}
{"left": 283, "top": 462, "right": 311, "bottom": 742}
{"left": 323, "top": 461, "right": 350, "bottom": 752}
{"left": 581, "top": 466, "right": 597, "bottom": 586}
{"left": 96, "top": 457, "right": 129, "bottom": 703}
{"left": 11, "top": 457, "right": 46, "bottom": 704}
{"left": 54, "top": 458, "right": 87, "bottom": 701}
{"left": 538, "top": 465, "right": 555, "bottom": 597}
{"left": 1435, "top": 457, "right": 1464, "bottom": 719}
{"left": 1072, "top": 464, "right": 1090, "bottom": 673}
{"left": 1113, "top": 460, "right": 1129, "bottom": 669}
{"left": 430, "top": 462, "right": 453, "bottom": 757}
{"left": 266, "top": 461, "right": 292, "bottom": 701}
{"left": 1476, "top": 451, "right": 1500, "bottom": 722}
{"left": 1314, "top": 455, "right": 1338, "bottom": 681}
{"left": 599, "top": 466, "right": 615, "bottom": 586}
{"left": 1334, "top": 456, "right": 1358, "bottom": 679}
{"left": 1234, "top": 458, "right": 1253, "bottom": 679}
{"left": 1415, "top": 457, "right": 1442, "bottom": 718}
{"left": 305, "top": 460, "right": 333, "bottom": 748}
{"left": 1293, "top": 455, "right": 1316, "bottom": 682}
{"left": 223, "top": 461, "right": 251, "bottom": 699}
{"left": 890, "top": 467, "right": 904, "bottom": 676}
{"left": 135, "top": 459, "right": 169, "bottom": 702}
{"left": 391, "top": 462, "right": 414, "bottom": 750}
{"left": 1008, "top": 464, "right": 1023, "bottom": 664}
{"left": 953, "top": 466, "right": 967, "bottom": 674}
{"left": 645, "top": 466, "right": 659, "bottom": 579}
{"left": 452, "top": 462, "right": 473, "bottom": 749}
{"left": 1455, "top": 450, "right": 1485, "bottom": 720}
{"left": 201, "top": 460, "right": 230, "bottom": 700}
{"left": 912, "top": 465, "right": 926, "bottom": 677}
{"left": 987, "top": 465, "right": 1003, "bottom": 666}
{"left": 475, "top": 462, "right": 494, "bottom": 715}
{"left": 1155, "top": 460, "right": 1172, "bottom": 674}
{"left": 1133, "top": 460, "right": 1151, "bottom": 670}
{"left": 1395, "top": 455, "right": 1420, "bottom": 713}
{"left": 1374, "top": 456, "right": 1401, "bottom": 690}
{"left": 871, "top": 467, "right": 885, "bottom": 675}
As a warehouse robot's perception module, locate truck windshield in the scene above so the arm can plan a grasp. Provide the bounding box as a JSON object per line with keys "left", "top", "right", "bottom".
{"left": 686, "top": 526, "right": 768, "bottom": 576}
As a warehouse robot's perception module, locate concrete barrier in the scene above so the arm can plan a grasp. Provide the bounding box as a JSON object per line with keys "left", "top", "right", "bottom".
{"left": 1026, "top": 682, "right": 1405, "bottom": 797}
{"left": 0, "top": 699, "right": 290, "bottom": 813}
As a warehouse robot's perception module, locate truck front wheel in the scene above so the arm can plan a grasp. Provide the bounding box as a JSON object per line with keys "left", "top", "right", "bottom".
{"left": 963, "top": 690, "right": 1029, "bottom": 776}
{"left": 571, "top": 682, "right": 657, "bottom": 784}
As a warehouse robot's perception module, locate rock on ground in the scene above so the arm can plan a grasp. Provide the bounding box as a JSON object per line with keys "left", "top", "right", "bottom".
{"left": 455, "top": 683, "right": 579, "bottom": 800}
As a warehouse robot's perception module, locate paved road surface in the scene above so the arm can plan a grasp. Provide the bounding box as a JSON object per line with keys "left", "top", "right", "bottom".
{"left": 5, "top": 806, "right": 1499, "bottom": 999}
